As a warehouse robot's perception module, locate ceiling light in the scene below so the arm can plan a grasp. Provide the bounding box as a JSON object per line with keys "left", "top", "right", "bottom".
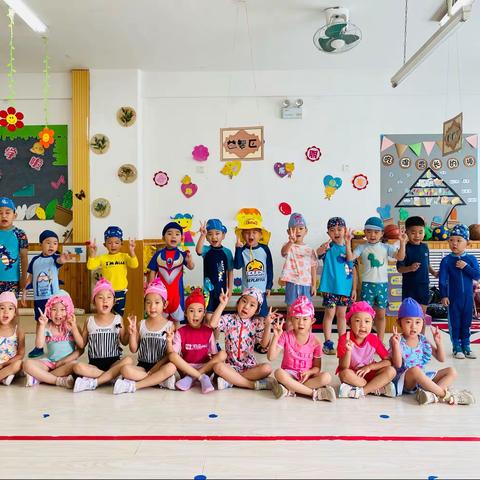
{"left": 391, "top": 5, "right": 470, "bottom": 88}
{"left": 3, "top": 0, "right": 47, "bottom": 33}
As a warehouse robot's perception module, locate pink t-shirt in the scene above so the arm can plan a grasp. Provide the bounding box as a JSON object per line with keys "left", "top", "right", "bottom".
{"left": 173, "top": 324, "right": 217, "bottom": 364}
{"left": 277, "top": 330, "right": 322, "bottom": 374}
{"left": 337, "top": 332, "right": 389, "bottom": 372}
{"left": 280, "top": 243, "right": 318, "bottom": 286}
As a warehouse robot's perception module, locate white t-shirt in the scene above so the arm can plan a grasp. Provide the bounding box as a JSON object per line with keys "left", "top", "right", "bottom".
{"left": 353, "top": 242, "right": 398, "bottom": 284}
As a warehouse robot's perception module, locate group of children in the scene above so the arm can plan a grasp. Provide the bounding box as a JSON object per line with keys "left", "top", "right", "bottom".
{"left": 0, "top": 196, "right": 478, "bottom": 406}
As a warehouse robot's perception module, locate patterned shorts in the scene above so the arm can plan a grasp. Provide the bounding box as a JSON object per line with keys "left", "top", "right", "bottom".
{"left": 361, "top": 282, "right": 388, "bottom": 309}
{"left": 0, "top": 281, "right": 18, "bottom": 295}
{"left": 321, "top": 292, "right": 352, "bottom": 308}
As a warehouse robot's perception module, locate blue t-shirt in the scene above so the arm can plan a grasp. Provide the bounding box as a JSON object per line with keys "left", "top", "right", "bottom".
{"left": 396, "top": 243, "right": 430, "bottom": 290}
{"left": 234, "top": 244, "right": 273, "bottom": 292}
{"left": 27, "top": 254, "right": 62, "bottom": 300}
{"left": 0, "top": 227, "right": 28, "bottom": 282}
{"left": 319, "top": 242, "right": 353, "bottom": 297}
{"left": 201, "top": 245, "right": 233, "bottom": 295}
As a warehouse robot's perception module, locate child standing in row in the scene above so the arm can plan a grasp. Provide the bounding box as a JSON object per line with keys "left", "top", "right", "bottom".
{"left": 0, "top": 292, "right": 24, "bottom": 385}
{"left": 147, "top": 222, "right": 194, "bottom": 324}
{"left": 439, "top": 224, "right": 480, "bottom": 359}
{"left": 113, "top": 279, "right": 177, "bottom": 394}
{"left": 209, "top": 287, "right": 280, "bottom": 392}
{"left": 317, "top": 217, "right": 356, "bottom": 355}
{"left": 0, "top": 197, "right": 28, "bottom": 295}
{"left": 167, "top": 288, "right": 227, "bottom": 393}
{"left": 73, "top": 278, "right": 132, "bottom": 392}
{"left": 87, "top": 226, "right": 138, "bottom": 317}
{"left": 279, "top": 213, "right": 317, "bottom": 308}
{"left": 390, "top": 297, "right": 474, "bottom": 405}
{"left": 396, "top": 216, "right": 437, "bottom": 311}
{"left": 23, "top": 293, "right": 83, "bottom": 389}
{"left": 195, "top": 219, "right": 233, "bottom": 318}
{"left": 337, "top": 301, "right": 396, "bottom": 399}
{"left": 268, "top": 296, "right": 336, "bottom": 401}
{"left": 352, "top": 216, "right": 407, "bottom": 342}
{"left": 25, "top": 230, "right": 73, "bottom": 358}
{"left": 234, "top": 208, "right": 273, "bottom": 353}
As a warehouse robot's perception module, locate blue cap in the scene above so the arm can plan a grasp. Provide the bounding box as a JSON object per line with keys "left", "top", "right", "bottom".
{"left": 206, "top": 219, "right": 227, "bottom": 233}
{"left": 162, "top": 221, "right": 183, "bottom": 237}
{"left": 39, "top": 230, "right": 59, "bottom": 243}
{"left": 104, "top": 226, "right": 123, "bottom": 241}
{"left": 450, "top": 223, "right": 469, "bottom": 241}
{"left": 0, "top": 197, "right": 15, "bottom": 211}
{"left": 327, "top": 217, "right": 346, "bottom": 229}
{"left": 364, "top": 216, "right": 384, "bottom": 231}
{"left": 288, "top": 212, "right": 307, "bottom": 229}
{"left": 398, "top": 297, "right": 424, "bottom": 319}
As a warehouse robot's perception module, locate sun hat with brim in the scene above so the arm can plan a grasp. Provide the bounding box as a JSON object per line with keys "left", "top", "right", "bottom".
{"left": 234, "top": 208, "right": 271, "bottom": 244}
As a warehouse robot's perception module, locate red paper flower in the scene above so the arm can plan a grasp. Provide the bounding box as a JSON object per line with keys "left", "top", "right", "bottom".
{"left": 38, "top": 127, "right": 55, "bottom": 149}
{"left": 352, "top": 174, "right": 369, "bottom": 191}
{"left": 0, "top": 106, "right": 24, "bottom": 131}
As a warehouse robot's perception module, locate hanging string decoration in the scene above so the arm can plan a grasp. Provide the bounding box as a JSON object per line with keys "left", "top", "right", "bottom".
{"left": 38, "top": 36, "right": 54, "bottom": 148}
{"left": 0, "top": 9, "right": 24, "bottom": 132}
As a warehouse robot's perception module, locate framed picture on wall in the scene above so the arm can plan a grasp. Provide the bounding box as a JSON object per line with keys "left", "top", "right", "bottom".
{"left": 220, "top": 126, "right": 264, "bottom": 161}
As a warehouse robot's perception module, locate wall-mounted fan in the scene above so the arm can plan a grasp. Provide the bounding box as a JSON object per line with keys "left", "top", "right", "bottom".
{"left": 313, "top": 7, "right": 362, "bottom": 53}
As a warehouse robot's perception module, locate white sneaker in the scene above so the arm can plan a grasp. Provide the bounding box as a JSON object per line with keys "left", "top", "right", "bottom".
{"left": 338, "top": 382, "right": 364, "bottom": 399}
{"left": 1, "top": 374, "right": 14, "bottom": 386}
{"left": 314, "top": 385, "right": 337, "bottom": 402}
{"left": 159, "top": 374, "right": 176, "bottom": 390}
{"left": 272, "top": 382, "right": 289, "bottom": 399}
{"left": 25, "top": 374, "right": 39, "bottom": 387}
{"left": 73, "top": 376, "right": 97, "bottom": 393}
{"left": 113, "top": 378, "right": 136, "bottom": 395}
{"left": 416, "top": 388, "right": 439, "bottom": 405}
{"left": 373, "top": 382, "right": 396, "bottom": 398}
{"left": 454, "top": 351, "right": 466, "bottom": 359}
{"left": 56, "top": 375, "right": 74, "bottom": 389}
{"left": 444, "top": 389, "right": 476, "bottom": 405}
{"left": 217, "top": 376, "right": 233, "bottom": 390}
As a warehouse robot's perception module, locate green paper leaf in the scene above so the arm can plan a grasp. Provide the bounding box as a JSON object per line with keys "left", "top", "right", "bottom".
{"left": 45, "top": 199, "right": 58, "bottom": 219}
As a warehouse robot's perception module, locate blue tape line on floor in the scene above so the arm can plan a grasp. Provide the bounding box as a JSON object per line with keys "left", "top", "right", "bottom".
{"left": 208, "top": 413, "right": 218, "bottom": 418}
{"left": 42, "top": 414, "right": 50, "bottom": 418}
{"left": 379, "top": 414, "right": 390, "bottom": 419}
{"left": 194, "top": 475, "right": 207, "bottom": 480}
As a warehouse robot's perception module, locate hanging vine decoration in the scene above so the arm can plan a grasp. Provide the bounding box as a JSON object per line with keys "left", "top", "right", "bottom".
{"left": 38, "top": 36, "right": 54, "bottom": 148}
{"left": 0, "top": 9, "right": 25, "bottom": 132}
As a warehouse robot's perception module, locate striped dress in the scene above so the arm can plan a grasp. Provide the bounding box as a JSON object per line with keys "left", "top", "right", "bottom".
{"left": 137, "top": 319, "right": 173, "bottom": 365}
{"left": 87, "top": 315, "right": 123, "bottom": 361}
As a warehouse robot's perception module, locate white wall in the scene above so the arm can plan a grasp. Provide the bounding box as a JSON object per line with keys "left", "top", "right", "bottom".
{"left": 0, "top": 73, "right": 71, "bottom": 243}
{"left": 88, "top": 62, "right": 480, "bottom": 288}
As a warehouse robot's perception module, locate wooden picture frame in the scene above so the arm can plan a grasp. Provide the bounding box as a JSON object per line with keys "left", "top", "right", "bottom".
{"left": 220, "top": 126, "right": 264, "bottom": 161}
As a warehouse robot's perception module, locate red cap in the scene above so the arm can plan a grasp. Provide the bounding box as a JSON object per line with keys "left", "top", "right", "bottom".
{"left": 185, "top": 288, "right": 205, "bottom": 309}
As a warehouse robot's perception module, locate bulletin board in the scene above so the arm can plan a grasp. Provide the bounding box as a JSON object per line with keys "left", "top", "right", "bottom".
{"left": 380, "top": 134, "right": 478, "bottom": 226}
{"left": 0, "top": 125, "right": 68, "bottom": 220}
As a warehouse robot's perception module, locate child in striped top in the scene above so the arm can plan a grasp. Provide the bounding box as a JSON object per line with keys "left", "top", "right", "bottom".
{"left": 167, "top": 288, "right": 227, "bottom": 393}
{"left": 73, "top": 278, "right": 131, "bottom": 392}
{"left": 22, "top": 292, "right": 82, "bottom": 389}
{"left": 113, "top": 279, "right": 177, "bottom": 394}
{"left": 0, "top": 292, "right": 25, "bottom": 386}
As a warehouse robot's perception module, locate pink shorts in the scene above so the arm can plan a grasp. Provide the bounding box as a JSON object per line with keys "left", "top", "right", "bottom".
{"left": 40, "top": 359, "right": 57, "bottom": 370}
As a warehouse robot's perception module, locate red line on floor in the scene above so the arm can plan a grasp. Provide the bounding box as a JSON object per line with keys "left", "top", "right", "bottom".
{"left": 0, "top": 435, "right": 479, "bottom": 442}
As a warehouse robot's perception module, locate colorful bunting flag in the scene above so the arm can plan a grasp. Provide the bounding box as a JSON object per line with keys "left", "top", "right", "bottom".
{"left": 465, "top": 134, "right": 478, "bottom": 148}
{"left": 395, "top": 143, "right": 408, "bottom": 157}
{"left": 409, "top": 142, "right": 422, "bottom": 157}
{"left": 381, "top": 136, "right": 394, "bottom": 152}
{"left": 423, "top": 141, "right": 435, "bottom": 156}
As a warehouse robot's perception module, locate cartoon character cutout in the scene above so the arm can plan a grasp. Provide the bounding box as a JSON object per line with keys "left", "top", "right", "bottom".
{"left": 170, "top": 213, "right": 197, "bottom": 249}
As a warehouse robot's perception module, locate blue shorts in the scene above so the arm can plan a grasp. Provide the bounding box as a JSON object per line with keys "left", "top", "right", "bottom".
{"left": 206, "top": 291, "right": 221, "bottom": 313}
{"left": 402, "top": 284, "right": 430, "bottom": 306}
{"left": 361, "top": 282, "right": 388, "bottom": 309}
{"left": 113, "top": 290, "right": 127, "bottom": 316}
{"left": 285, "top": 282, "right": 311, "bottom": 306}
{"left": 259, "top": 292, "right": 269, "bottom": 317}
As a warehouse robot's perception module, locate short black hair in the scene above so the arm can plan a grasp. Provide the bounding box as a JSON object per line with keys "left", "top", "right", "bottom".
{"left": 405, "top": 216, "right": 425, "bottom": 229}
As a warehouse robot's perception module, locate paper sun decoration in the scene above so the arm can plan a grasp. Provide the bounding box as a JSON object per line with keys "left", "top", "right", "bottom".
{"left": 0, "top": 107, "right": 24, "bottom": 131}
{"left": 38, "top": 127, "right": 55, "bottom": 149}
{"left": 352, "top": 173, "right": 368, "bottom": 191}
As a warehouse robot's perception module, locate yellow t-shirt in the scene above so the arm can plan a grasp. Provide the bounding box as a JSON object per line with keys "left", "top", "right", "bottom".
{"left": 87, "top": 253, "right": 138, "bottom": 291}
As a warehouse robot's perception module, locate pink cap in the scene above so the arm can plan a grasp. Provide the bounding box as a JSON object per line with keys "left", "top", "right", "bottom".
{"left": 0, "top": 291, "right": 17, "bottom": 309}
{"left": 288, "top": 295, "right": 315, "bottom": 318}
{"left": 91, "top": 277, "right": 115, "bottom": 301}
{"left": 45, "top": 293, "right": 74, "bottom": 318}
{"left": 346, "top": 301, "right": 376, "bottom": 322}
{"left": 144, "top": 278, "right": 168, "bottom": 301}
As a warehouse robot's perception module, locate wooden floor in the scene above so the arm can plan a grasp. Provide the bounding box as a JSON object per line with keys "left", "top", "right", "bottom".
{"left": 2, "top": 325, "right": 479, "bottom": 479}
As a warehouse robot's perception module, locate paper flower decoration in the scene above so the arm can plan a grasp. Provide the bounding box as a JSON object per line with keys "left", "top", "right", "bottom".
{"left": 192, "top": 144, "right": 209, "bottom": 161}
{"left": 305, "top": 146, "right": 321, "bottom": 162}
{"left": 323, "top": 175, "right": 342, "bottom": 200}
{"left": 352, "top": 174, "right": 369, "bottom": 191}
{"left": 4, "top": 146, "right": 17, "bottom": 160}
{"left": 38, "top": 127, "right": 55, "bottom": 149}
{"left": 0, "top": 107, "right": 24, "bottom": 131}
{"left": 153, "top": 170, "right": 169, "bottom": 187}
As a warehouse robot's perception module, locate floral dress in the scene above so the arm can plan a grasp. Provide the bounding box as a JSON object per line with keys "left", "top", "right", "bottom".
{"left": 0, "top": 326, "right": 17, "bottom": 364}
{"left": 393, "top": 334, "right": 436, "bottom": 394}
{"left": 218, "top": 314, "right": 264, "bottom": 372}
